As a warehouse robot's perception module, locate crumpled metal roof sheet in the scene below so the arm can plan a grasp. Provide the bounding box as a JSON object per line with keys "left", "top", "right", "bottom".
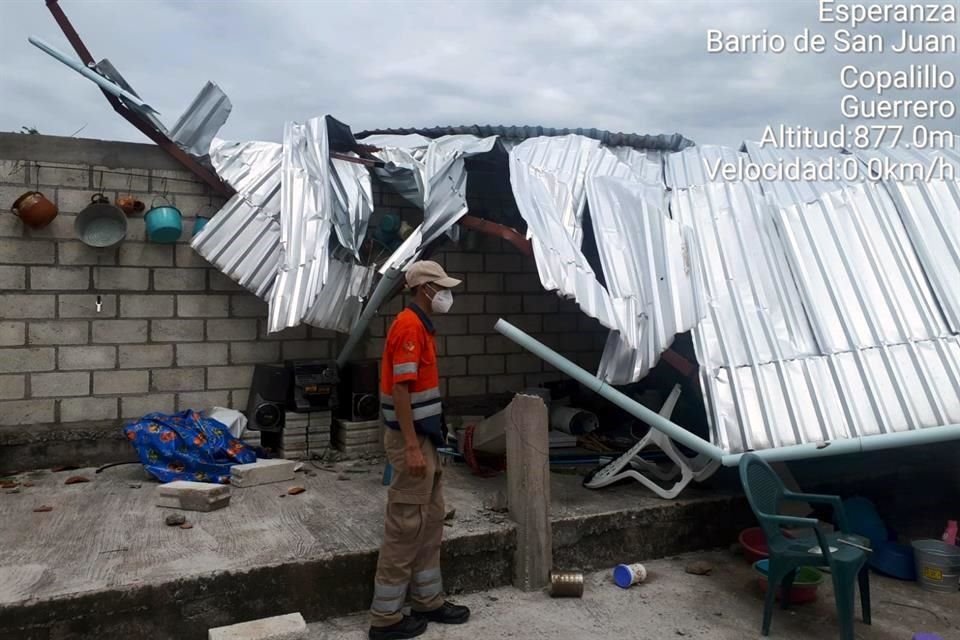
{"left": 303, "top": 258, "right": 375, "bottom": 334}
{"left": 742, "top": 141, "right": 858, "bottom": 207}
{"left": 358, "top": 124, "right": 694, "bottom": 152}
{"left": 510, "top": 135, "right": 698, "bottom": 380}
{"left": 376, "top": 135, "right": 497, "bottom": 273}
{"left": 664, "top": 145, "right": 745, "bottom": 190}
{"left": 774, "top": 182, "right": 949, "bottom": 352}
{"left": 706, "top": 337, "right": 960, "bottom": 454}
{"left": 671, "top": 180, "right": 818, "bottom": 369}
{"left": 168, "top": 81, "right": 232, "bottom": 159}
{"left": 269, "top": 118, "right": 334, "bottom": 333}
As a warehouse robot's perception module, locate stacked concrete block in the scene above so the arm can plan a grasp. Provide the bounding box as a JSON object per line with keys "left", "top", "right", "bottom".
{"left": 282, "top": 410, "right": 331, "bottom": 459}
{"left": 230, "top": 458, "right": 297, "bottom": 487}
{"left": 156, "top": 480, "right": 231, "bottom": 511}
{"left": 334, "top": 418, "right": 384, "bottom": 457}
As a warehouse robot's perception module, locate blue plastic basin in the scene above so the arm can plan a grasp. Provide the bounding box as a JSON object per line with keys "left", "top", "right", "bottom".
{"left": 145, "top": 205, "right": 183, "bottom": 243}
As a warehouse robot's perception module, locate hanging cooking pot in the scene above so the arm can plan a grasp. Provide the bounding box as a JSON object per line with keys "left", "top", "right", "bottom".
{"left": 11, "top": 191, "right": 58, "bottom": 229}
{"left": 75, "top": 193, "right": 127, "bottom": 248}
{"left": 116, "top": 195, "right": 146, "bottom": 215}
{"left": 145, "top": 198, "right": 183, "bottom": 244}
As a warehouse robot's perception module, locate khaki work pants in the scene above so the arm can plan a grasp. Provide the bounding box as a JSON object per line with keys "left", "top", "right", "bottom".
{"left": 370, "top": 429, "right": 445, "bottom": 627}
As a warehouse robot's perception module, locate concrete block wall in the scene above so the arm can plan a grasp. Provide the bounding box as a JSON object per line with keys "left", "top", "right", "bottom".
{"left": 0, "top": 133, "right": 607, "bottom": 437}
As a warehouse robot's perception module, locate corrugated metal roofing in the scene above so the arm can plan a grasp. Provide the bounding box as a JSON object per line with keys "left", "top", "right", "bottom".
{"left": 358, "top": 124, "right": 693, "bottom": 152}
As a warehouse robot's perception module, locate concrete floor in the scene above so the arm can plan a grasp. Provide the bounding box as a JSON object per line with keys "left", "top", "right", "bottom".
{"left": 307, "top": 550, "right": 959, "bottom": 640}
{"left": 0, "top": 459, "right": 736, "bottom": 607}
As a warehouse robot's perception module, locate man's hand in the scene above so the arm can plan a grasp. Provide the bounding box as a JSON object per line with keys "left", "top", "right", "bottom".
{"left": 405, "top": 444, "right": 427, "bottom": 478}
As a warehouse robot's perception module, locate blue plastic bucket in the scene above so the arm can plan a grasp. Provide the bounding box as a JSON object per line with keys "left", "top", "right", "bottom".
{"left": 192, "top": 216, "right": 210, "bottom": 237}
{"left": 145, "top": 205, "right": 183, "bottom": 243}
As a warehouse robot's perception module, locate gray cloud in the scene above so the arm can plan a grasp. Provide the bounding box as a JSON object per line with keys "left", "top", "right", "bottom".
{"left": 0, "top": 0, "right": 955, "bottom": 147}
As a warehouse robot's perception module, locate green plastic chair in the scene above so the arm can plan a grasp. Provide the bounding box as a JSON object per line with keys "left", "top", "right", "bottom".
{"left": 739, "top": 454, "right": 871, "bottom": 640}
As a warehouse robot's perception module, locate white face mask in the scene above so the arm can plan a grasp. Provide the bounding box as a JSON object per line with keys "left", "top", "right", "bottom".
{"left": 429, "top": 287, "right": 454, "bottom": 314}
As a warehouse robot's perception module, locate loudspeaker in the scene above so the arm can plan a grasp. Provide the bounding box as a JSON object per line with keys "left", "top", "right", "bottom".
{"left": 337, "top": 359, "right": 380, "bottom": 421}
{"left": 246, "top": 365, "right": 291, "bottom": 432}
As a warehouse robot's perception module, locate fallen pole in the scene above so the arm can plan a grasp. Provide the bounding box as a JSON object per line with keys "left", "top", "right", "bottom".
{"left": 495, "top": 318, "right": 960, "bottom": 468}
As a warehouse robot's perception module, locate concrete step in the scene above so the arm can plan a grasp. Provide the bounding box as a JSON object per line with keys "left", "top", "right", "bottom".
{"left": 0, "top": 464, "right": 750, "bottom": 640}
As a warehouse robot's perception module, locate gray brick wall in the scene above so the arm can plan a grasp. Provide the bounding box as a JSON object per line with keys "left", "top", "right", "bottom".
{"left": 0, "top": 133, "right": 607, "bottom": 430}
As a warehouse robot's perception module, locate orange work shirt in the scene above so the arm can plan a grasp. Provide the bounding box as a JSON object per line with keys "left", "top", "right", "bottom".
{"left": 380, "top": 304, "right": 444, "bottom": 445}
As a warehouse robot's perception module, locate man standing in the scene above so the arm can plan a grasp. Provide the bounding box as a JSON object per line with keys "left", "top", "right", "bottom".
{"left": 369, "top": 260, "right": 471, "bottom": 640}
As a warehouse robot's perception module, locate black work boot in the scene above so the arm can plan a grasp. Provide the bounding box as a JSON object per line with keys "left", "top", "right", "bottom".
{"left": 412, "top": 601, "right": 471, "bottom": 624}
{"left": 368, "top": 615, "right": 428, "bottom": 640}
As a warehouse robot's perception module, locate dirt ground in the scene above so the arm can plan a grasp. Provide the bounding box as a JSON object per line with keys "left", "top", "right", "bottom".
{"left": 306, "top": 550, "right": 958, "bottom": 640}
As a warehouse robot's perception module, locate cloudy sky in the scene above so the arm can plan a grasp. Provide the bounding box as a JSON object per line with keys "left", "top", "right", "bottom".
{"left": 0, "top": 0, "right": 956, "bottom": 147}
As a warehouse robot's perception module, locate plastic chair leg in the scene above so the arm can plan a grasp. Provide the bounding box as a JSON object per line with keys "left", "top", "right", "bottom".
{"left": 858, "top": 567, "right": 871, "bottom": 625}
{"left": 830, "top": 569, "right": 856, "bottom": 640}
{"left": 761, "top": 573, "right": 777, "bottom": 636}
{"left": 780, "top": 569, "right": 797, "bottom": 610}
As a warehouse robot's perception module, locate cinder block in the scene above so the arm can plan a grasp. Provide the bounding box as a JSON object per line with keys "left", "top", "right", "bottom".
{"left": 29, "top": 266, "right": 90, "bottom": 290}
{"left": 449, "top": 294, "right": 484, "bottom": 315}
{"left": 153, "top": 169, "right": 206, "bottom": 194}
{"left": 152, "top": 319, "right": 205, "bottom": 342}
{"left": 61, "top": 396, "right": 118, "bottom": 422}
{"left": 178, "top": 343, "right": 229, "bottom": 367}
{"left": 432, "top": 315, "right": 467, "bottom": 335}
{"left": 178, "top": 295, "right": 229, "bottom": 318}
{"left": 209, "top": 270, "right": 245, "bottom": 292}
{"left": 175, "top": 244, "right": 211, "bottom": 268}
{"left": 487, "top": 374, "right": 526, "bottom": 394}
{"left": 485, "top": 295, "right": 523, "bottom": 315}
{"left": 0, "top": 266, "right": 26, "bottom": 289}
{"left": 281, "top": 340, "right": 329, "bottom": 360}
{"left": 443, "top": 252, "right": 483, "bottom": 273}
{"left": 259, "top": 321, "right": 308, "bottom": 341}
{"left": 93, "top": 165, "right": 148, "bottom": 191}
{"left": 230, "top": 458, "right": 297, "bottom": 488}
{"left": 449, "top": 376, "right": 487, "bottom": 397}
{"left": 231, "top": 295, "right": 268, "bottom": 318}
{"left": 36, "top": 163, "right": 89, "bottom": 187}
{"left": 0, "top": 239, "right": 55, "bottom": 264}
{"left": 207, "top": 612, "right": 306, "bottom": 640}
{"left": 156, "top": 480, "right": 231, "bottom": 511}
{"left": 0, "top": 399, "right": 55, "bottom": 426}
{"left": 485, "top": 335, "right": 521, "bottom": 355}
{"left": 543, "top": 314, "right": 579, "bottom": 333}
{"left": 121, "top": 393, "right": 175, "bottom": 419}
{"left": 523, "top": 294, "right": 560, "bottom": 314}
{"left": 0, "top": 374, "right": 26, "bottom": 400}
{"left": 507, "top": 353, "right": 543, "bottom": 373}
{"left": 24, "top": 214, "right": 76, "bottom": 240}
{"left": 1, "top": 294, "right": 56, "bottom": 319}
{"left": 334, "top": 419, "right": 383, "bottom": 445}
{"left": 118, "top": 243, "right": 174, "bottom": 267}
{"left": 446, "top": 335, "right": 484, "bottom": 356}
{"left": 0, "top": 159, "right": 25, "bottom": 183}
{"left": 207, "top": 365, "right": 254, "bottom": 390}
{"left": 27, "top": 321, "right": 87, "bottom": 346}
{"left": 0, "top": 347, "right": 55, "bottom": 373}
{"left": 57, "top": 242, "right": 117, "bottom": 266}
{"left": 57, "top": 189, "right": 100, "bottom": 214}
{"left": 154, "top": 268, "right": 206, "bottom": 291}
{"left": 207, "top": 319, "right": 257, "bottom": 341}
{"left": 467, "top": 315, "right": 498, "bottom": 335}
{"left": 120, "top": 344, "right": 173, "bottom": 369}
{"left": 486, "top": 253, "right": 522, "bottom": 273}
{"left": 230, "top": 341, "right": 280, "bottom": 365}
{"left": 58, "top": 346, "right": 116, "bottom": 370}
{"left": 94, "top": 370, "right": 149, "bottom": 395}
{"left": 0, "top": 322, "right": 25, "bottom": 347}
{"left": 437, "top": 356, "right": 467, "bottom": 376}
{"left": 467, "top": 273, "right": 502, "bottom": 293}
{"left": 92, "top": 319, "right": 148, "bottom": 344}
{"left": 152, "top": 368, "right": 204, "bottom": 392}
{"left": 178, "top": 390, "right": 230, "bottom": 411}
{"left": 93, "top": 267, "right": 150, "bottom": 291}
{"left": 469, "top": 354, "right": 505, "bottom": 375}
{"left": 503, "top": 314, "right": 542, "bottom": 333}
{"left": 505, "top": 273, "right": 543, "bottom": 293}
{"left": 31, "top": 372, "right": 90, "bottom": 397}
{"left": 59, "top": 294, "right": 117, "bottom": 318}
{"left": 120, "top": 294, "right": 175, "bottom": 318}
{"left": 0, "top": 215, "right": 22, "bottom": 238}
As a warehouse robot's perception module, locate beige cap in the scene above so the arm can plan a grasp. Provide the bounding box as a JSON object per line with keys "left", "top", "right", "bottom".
{"left": 405, "top": 260, "right": 462, "bottom": 289}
